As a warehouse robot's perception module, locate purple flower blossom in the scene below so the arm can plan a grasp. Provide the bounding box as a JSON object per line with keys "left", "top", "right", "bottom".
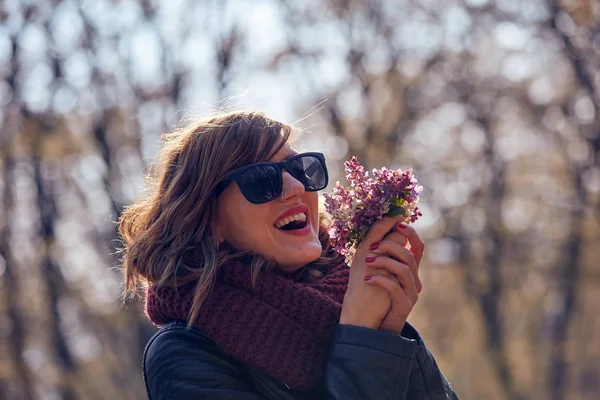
{"left": 323, "top": 157, "right": 423, "bottom": 264}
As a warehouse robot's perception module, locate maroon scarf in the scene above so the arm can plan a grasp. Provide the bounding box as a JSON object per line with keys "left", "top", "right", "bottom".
{"left": 145, "top": 257, "right": 350, "bottom": 390}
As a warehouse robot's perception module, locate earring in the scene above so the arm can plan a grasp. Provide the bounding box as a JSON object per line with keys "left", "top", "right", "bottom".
{"left": 281, "top": 190, "right": 287, "bottom": 201}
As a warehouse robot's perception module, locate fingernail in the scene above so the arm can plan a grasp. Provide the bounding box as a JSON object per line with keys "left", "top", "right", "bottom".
{"left": 369, "top": 242, "right": 380, "bottom": 250}
{"left": 364, "top": 275, "right": 372, "bottom": 281}
{"left": 365, "top": 256, "right": 376, "bottom": 263}
{"left": 398, "top": 223, "right": 407, "bottom": 229}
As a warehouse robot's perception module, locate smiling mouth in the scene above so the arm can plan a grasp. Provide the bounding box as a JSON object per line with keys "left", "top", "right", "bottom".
{"left": 277, "top": 219, "right": 308, "bottom": 231}
{"left": 274, "top": 211, "right": 309, "bottom": 231}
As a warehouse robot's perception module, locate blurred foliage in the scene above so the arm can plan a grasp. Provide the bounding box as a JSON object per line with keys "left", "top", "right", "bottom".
{"left": 0, "top": 0, "right": 599, "bottom": 399}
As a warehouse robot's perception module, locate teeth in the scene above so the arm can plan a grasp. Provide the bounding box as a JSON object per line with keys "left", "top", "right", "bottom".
{"left": 275, "top": 213, "right": 307, "bottom": 228}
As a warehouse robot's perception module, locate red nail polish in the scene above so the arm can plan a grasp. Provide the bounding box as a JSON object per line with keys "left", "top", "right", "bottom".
{"left": 365, "top": 257, "right": 376, "bottom": 263}
{"left": 364, "top": 275, "right": 372, "bottom": 281}
{"left": 398, "top": 223, "right": 407, "bottom": 229}
{"left": 369, "top": 242, "right": 380, "bottom": 250}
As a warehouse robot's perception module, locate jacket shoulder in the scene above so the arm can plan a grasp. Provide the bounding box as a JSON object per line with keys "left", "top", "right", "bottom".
{"left": 143, "top": 321, "right": 262, "bottom": 399}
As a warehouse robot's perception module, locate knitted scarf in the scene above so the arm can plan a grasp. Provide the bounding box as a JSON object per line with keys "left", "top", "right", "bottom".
{"left": 145, "top": 256, "right": 350, "bottom": 391}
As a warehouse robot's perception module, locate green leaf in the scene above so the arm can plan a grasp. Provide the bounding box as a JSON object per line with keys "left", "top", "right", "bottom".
{"left": 392, "top": 196, "right": 406, "bottom": 207}
{"left": 386, "top": 206, "right": 406, "bottom": 217}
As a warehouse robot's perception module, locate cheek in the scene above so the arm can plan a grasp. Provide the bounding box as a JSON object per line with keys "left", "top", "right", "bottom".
{"left": 307, "top": 193, "right": 320, "bottom": 226}
{"left": 223, "top": 204, "right": 274, "bottom": 249}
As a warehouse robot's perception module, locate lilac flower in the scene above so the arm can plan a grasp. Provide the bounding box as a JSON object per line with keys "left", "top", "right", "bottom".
{"left": 323, "top": 157, "right": 423, "bottom": 265}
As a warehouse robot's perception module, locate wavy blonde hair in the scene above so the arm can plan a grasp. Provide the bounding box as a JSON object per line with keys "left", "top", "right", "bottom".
{"left": 118, "top": 111, "right": 334, "bottom": 326}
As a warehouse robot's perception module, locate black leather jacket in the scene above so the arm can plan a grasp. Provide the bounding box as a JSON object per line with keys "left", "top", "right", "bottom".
{"left": 144, "top": 321, "right": 459, "bottom": 399}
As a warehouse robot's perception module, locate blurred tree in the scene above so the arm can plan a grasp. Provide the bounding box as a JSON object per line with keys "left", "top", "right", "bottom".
{"left": 0, "top": 0, "right": 598, "bottom": 399}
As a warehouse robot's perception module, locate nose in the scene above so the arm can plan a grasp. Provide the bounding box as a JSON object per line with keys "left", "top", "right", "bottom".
{"left": 281, "top": 170, "right": 305, "bottom": 200}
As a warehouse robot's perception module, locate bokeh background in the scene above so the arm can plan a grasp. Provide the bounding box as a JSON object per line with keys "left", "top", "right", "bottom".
{"left": 1, "top": 0, "right": 599, "bottom": 399}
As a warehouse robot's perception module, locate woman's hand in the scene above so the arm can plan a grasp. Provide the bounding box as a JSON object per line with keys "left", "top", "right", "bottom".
{"left": 365, "top": 223, "right": 425, "bottom": 334}
{"left": 339, "top": 215, "right": 409, "bottom": 330}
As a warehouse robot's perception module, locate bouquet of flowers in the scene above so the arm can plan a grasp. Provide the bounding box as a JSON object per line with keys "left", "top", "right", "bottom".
{"left": 323, "top": 156, "right": 423, "bottom": 265}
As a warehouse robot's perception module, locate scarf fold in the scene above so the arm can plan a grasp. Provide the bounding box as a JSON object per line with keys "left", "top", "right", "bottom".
{"left": 145, "top": 257, "right": 350, "bottom": 390}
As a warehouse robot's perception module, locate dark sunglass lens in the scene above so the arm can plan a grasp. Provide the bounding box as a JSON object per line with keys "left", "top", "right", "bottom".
{"left": 238, "top": 165, "right": 280, "bottom": 203}
{"left": 289, "top": 155, "right": 327, "bottom": 190}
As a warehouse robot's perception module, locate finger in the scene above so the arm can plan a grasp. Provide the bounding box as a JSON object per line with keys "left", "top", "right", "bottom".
{"left": 365, "top": 257, "right": 418, "bottom": 304}
{"left": 396, "top": 224, "right": 425, "bottom": 265}
{"left": 364, "top": 274, "right": 413, "bottom": 309}
{"left": 384, "top": 231, "right": 408, "bottom": 247}
{"left": 367, "top": 267, "right": 397, "bottom": 283}
{"left": 370, "top": 240, "right": 422, "bottom": 294}
{"left": 361, "top": 215, "right": 408, "bottom": 248}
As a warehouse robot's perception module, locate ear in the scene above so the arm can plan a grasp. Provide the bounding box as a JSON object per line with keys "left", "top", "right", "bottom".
{"left": 212, "top": 229, "right": 225, "bottom": 245}
{"left": 212, "top": 215, "right": 226, "bottom": 244}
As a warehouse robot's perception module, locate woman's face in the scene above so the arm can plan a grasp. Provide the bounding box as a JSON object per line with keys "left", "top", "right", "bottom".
{"left": 214, "top": 144, "right": 322, "bottom": 272}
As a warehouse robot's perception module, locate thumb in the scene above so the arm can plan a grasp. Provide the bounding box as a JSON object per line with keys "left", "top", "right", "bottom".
{"left": 361, "top": 215, "right": 407, "bottom": 248}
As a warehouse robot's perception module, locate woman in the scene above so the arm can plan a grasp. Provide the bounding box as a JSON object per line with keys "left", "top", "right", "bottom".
{"left": 119, "top": 111, "right": 458, "bottom": 399}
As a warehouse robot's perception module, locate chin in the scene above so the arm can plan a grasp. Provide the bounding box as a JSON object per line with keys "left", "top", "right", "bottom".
{"left": 278, "top": 245, "right": 322, "bottom": 271}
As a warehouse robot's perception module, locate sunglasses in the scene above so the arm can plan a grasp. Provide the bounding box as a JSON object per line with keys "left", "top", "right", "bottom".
{"left": 215, "top": 152, "right": 329, "bottom": 204}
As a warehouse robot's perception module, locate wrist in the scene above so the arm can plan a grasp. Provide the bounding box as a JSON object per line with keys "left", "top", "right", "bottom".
{"left": 379, "top": 322, "right": 406, "bottom": 335}
{"left": 339, "top": 313, "right": 380, "bottom": 330}
{"left": 379, "top": 316, "right": 407, "bottom": 335}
